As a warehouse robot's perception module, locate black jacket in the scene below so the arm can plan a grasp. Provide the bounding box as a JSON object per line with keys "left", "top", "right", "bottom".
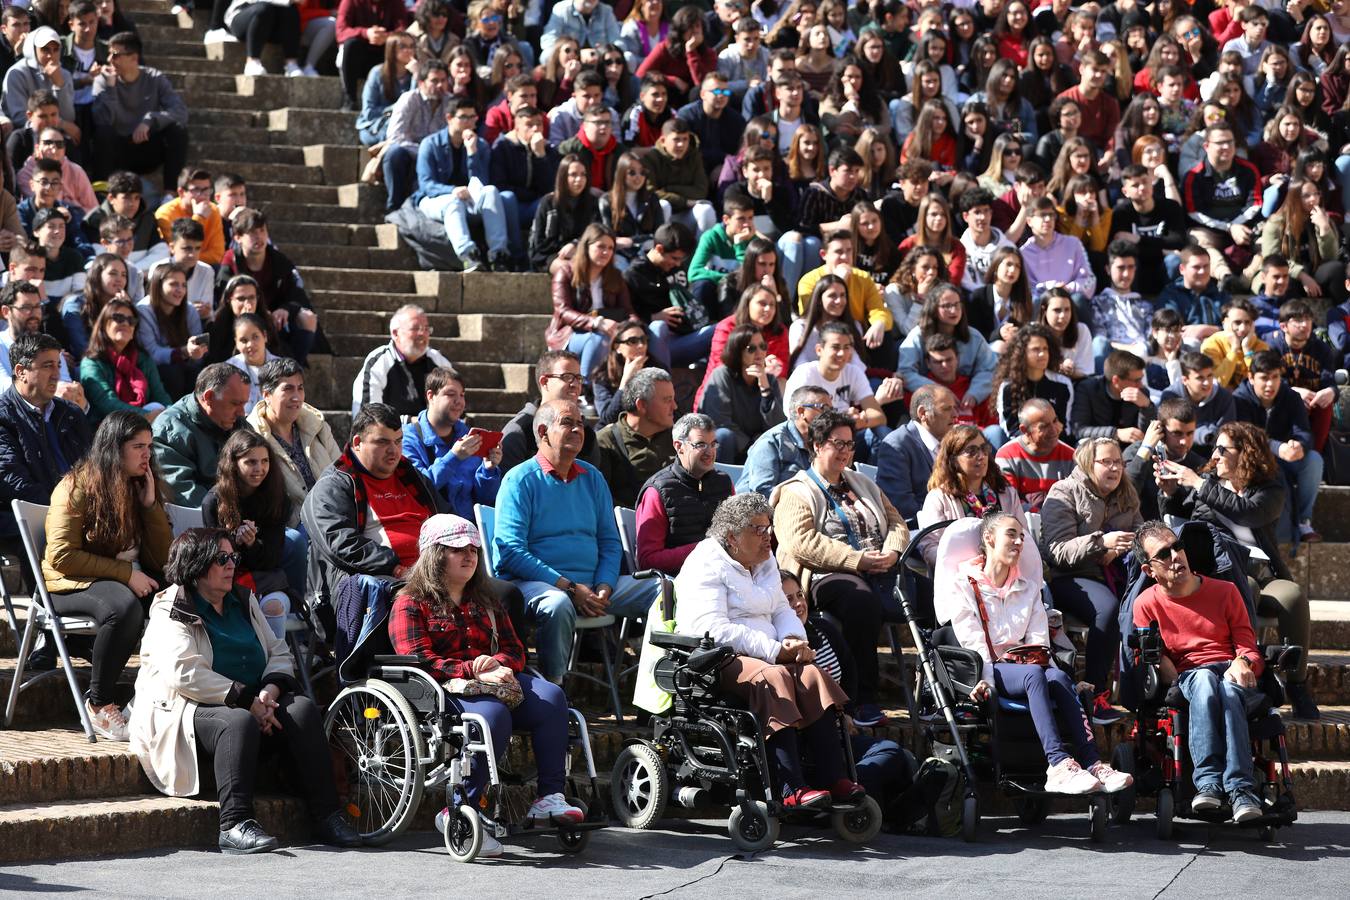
{"left": 489, "top": 136, "right": 559, "bottom": 205}
{"left": 1123, "top": 440, "right": 1207, "bottom": 522}
{"left": 1232, "top": 380, "right": 1314, "bottom": 449}
{"left": 528, "top": 191, "right": 601, "bottom": 272}
{"left": 599, "top": 189, "right": 666, "bottom": 255}
{"left": 1069, "top": 376, "right": 1156, "bottom": 441}
{"left": 638, "top": 459, "right": 734, "bottom": 559}
{"left": 0, "top": 387, "right": 91, "bottom": 536}
{"left": 1166, "top": 473, "right": 1290, "bottom": 580}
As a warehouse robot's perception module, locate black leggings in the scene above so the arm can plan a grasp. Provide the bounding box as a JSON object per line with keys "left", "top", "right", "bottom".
{"left": 768, "top": 714, "right": 846, "bottom": 795}
{"left": 194, "top": 692, "right": 337, "bottom": 830}
{"left": 48, "top": 580, "right": 142, "bottom": 707}
{"left": 229, "top": 2, "right": 301, "bottom": 59}
{"left": 812, "top": 575, "right": 883, "bottom": 705}
{"left": 339, "top": 38, "right": 384, "bottom": 105}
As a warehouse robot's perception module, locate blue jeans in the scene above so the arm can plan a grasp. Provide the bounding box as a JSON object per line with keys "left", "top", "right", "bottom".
{"left": 777, "top": 232, "right": 820, "bottom": 307}
{"left": 514, "top": 576, "right": 659, "bottom": 681}
{"left": 1091, "top": 334, "right": 1112, "bottom": 374}
{"left": 282, "top": 526, "right": 307, "bottom": 603}
{"left": 382, "top": 143, "right": 417, "bottom": 212}
{"left": 418, "top": 186, "right": 508, "bottom": 258}
{"left": 1277, "top": 449, "right": 1323, "bottom": 526}
{"left": 499, "top": 191, "right": 541, "bottom": 263}
{"left": 566, "top": 331, "right": 608, "bottom": 385}
{"left": 649, "top": 321, "right": 715, "bottom": 369}
{"left": 714, "top": 426, "right": 749, "bottom": 463}
{"left": 1177, "top": 664, "right": 1258, "bottom": 798}
{"left": 994, "top": 662, "right": 1097, "bottom": 768}
{"left": 448, "top": 673, "right": 570, "bottom": 802}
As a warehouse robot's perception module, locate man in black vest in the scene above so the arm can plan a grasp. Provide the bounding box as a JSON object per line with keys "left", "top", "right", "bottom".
{"left": 634, "top": 412, "right": 734, "bottom": 574}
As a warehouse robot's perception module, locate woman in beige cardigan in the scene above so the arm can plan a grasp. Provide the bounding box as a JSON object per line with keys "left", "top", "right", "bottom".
{"left": 771, "top": 409, "right": 909, "bottom": 727}
{"left": 42, "top": 411, "right": 172, "bottom": 742}
{"left": 244, "top": 358, "right": 342, "bottom": 527}
{"left": 130, "top": 528, "right": 360, "bottom": 855}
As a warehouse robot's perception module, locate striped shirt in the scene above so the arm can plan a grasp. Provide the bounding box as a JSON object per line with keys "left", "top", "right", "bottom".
{"left": 995, "top": 439, "right": 1076, "bottom": 513}
{"left": 814, "top": 632, "right": 842, "bottom": 685}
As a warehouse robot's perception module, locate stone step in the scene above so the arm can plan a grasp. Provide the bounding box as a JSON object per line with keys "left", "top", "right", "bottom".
{"left": 154, "top": 54, "right": 236, "bottom": 75}
{"left": 284, "top": 242, "right": 417, "bottom": 270}
{"left": 307, "top": 288, "right": 417, "bottom": 313}
{"left": 193, "top": 159, "right": 327, "bottom": 187}
{"left": 186, "top": 108, "right": 265, "bottom": 130}
{"left": 184, "top": 92, "right": 274, "bottom": 111}
{"left": 169, "top": 71, "right": 241, "bottom": 96}
{"left": 146, "top": 39, "right": 207, "bottom": 60}
{"left": 138, "top": 24, "right": 200, "bottom": 46}
{"left": 1312, "top": 487, "right": 1350, "bottom": 542}
{"left": 268, "top": 222, "right": 383, "bottom": 248}
{"left": 255, "top": 201, "right": 367, "bottom": 224}
{"left": 248, "top": 181, "right": 342, "bottom": 206}
{"left": 267, "top": 108, "right": 358, "bottom": 146}
{"left": 236, "top": 73, "right": 346, "bottom": 111}
{"left": 299, "top": 267, "right": 418, "bottom": 294}
{"left": 0, "top": 729, "right": 151, "bottom": 805}
{"left": 188, "top": 141, "right": 307, "bottom": 166}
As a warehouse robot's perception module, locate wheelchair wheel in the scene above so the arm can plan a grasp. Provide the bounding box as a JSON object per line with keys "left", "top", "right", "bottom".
{"left": 1258, "top": 825, "right": 1277, "bottom": 842}
{"left": 611, "top": 743, "right": 669, "bottom": 830}
{"left": 961, "top": 795, "right": 979, "bottom": 843}
{"left": 557, "top": 799, "right": 591, "bottom": 854}
{"left": 324, "top": 679, "right": 426, "bottom": 844}
{"left": 728, "top": 801, "right": 779, "bottom": 852}
{"left": 1108, "top": 743, "right": 1137, "bottom": 825}
{"left": 1089, "top": 794, "right": 1108, "bottom": 843}
{"left": 1156, "top": 788, "right": 1175, "bottom": 840}
{"left": 443, "top": 805, "right": 482, "bottom": 863}
{"left": 1014, "top": 795, "right": 1048, "bottom": 826}
{"left": 832, "top": 796, "right": 883, "bottom": 844}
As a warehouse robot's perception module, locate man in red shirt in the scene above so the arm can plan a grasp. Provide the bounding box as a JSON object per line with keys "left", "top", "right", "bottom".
{"left": 1132, "top": 521, "right": 1264, "bottom": 823}
{"left": 1055, "top": 50, "right": 1121, "bottom": 153}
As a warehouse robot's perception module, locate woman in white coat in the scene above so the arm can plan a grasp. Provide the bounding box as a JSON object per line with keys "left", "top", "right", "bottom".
{"left": 130, "top": 528, "right": 361, "bottom": 855}
{"left": 675, "top": 492, "right": 859, "bottom": 811}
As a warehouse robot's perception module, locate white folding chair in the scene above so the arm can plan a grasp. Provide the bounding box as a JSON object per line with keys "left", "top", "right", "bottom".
{"left": 855, "top": 463, "right": 878, "bottom": 481}
{"left": 4, "top": 500, "right": 98, "bottom": 741}
{"left": 614, "top": 506, "right": 638, "bottom": 575}
{"left": 474, "top": 503, "right": 625, "bottom": 722}
{"left": 165, "top": 504, "right": 204, "bottom": 539}
{"left": 713, "top": 462, "right": 743, "bottom": 483}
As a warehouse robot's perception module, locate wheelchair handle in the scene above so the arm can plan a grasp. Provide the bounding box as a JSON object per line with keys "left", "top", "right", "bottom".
{"left": 898, "top": 519, "right": 957, "bottom": 574}
{"left": 633, "top": 568, "right": 669, "bottom": 583}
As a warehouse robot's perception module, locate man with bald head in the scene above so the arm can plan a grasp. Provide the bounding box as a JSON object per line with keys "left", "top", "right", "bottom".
{"left": 492, "top": 397, "right": 660, "bottom": 683}
{"left": 875, "top": 384, "right": 956, "bottom": 518}
{"left": 350, "top": 303, "right": 453, "bottom": 420}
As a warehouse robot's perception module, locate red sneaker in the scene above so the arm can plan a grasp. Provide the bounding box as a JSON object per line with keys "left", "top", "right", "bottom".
{"left": 831, "top": 779, "right": 866, "bottom": 802}
{"left": 782, "top": 788, "right": 832, "bottom": 810}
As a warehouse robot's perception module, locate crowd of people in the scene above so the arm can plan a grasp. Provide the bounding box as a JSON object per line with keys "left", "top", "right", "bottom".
{"left": 0, "top": 0, "right": 1342, "bottom": 858}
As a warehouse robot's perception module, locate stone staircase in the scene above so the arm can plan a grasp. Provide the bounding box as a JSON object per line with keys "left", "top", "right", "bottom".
{"left": 128, "top": 0, "right": 553, "bottom": 437}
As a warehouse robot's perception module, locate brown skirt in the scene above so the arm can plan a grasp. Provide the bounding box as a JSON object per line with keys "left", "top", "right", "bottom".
{"left": 718, "top": 655, "right": 849, "bottom": 734}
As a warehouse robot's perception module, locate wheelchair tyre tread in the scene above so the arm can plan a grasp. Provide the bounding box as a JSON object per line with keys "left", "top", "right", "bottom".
{"left": 1090, "top": 794, "right": 1108, "bottom": 843}
{"left": 557, "top": 798, "right": 591, "bottom": 854}
{"left": 961, "top": 795, "right": 979, "bottom": 843}
{"left": 1156, "top": 788, "right": 1175, "bottom": 840}
{"left": 1014, "top": 794, "right": 1048, "bottom": 826}
{"left": 323, "top": 679, "right": 426, "bottom": 845}
{"left": 1108, "top": 743, "right": 1137, "bottom": 825}
{"left": 832, "top": 795, "right": 883, "bottom": 844}
{"left": 443, "top": 805, "right": 482, "bottom": 862}
{"left": 728, "top": 801, "right": 778, "bottom": 853}
{"left": 611, "top": 743, "right": 669, "bottom": 830}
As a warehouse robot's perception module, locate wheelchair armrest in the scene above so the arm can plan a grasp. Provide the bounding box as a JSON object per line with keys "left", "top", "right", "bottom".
{"left": 650, "top": 631, "right": 703, "bottom": 651}
{"left": 1265, "top": 643, "right": 1304, "bottom": 675}
{"left": 686, "top": 644, "right": 734, "bottom": 675}
{"left": 371, "top": 654, "right": 427, "bottom": 667}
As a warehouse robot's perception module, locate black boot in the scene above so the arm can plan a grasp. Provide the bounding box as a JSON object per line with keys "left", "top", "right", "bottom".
{"left": 313, "top": 811, "right": 363, "bottom": 848}
{"left": 219, "top": 819, "right": 280, "bottom": 855}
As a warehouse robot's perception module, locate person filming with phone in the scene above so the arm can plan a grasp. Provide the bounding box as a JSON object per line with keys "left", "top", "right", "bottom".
{"left": 402, "top": 366, "right": 502, "bottom": 519}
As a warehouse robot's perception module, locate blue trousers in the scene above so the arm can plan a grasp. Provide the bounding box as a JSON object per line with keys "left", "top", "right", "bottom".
{"left": 566, "top": 331, "right": 609, "bottom": 385}
{"left": 1177, "top": 664, "right": 1258, "bottom": 799}
{"left": 382, "top": 143, "right": 417, "bottom": 212}
{"left": 448, "top": 673, "right": 571, "bottom": 803}
{"left": 499, "top": 191, "right": 541, "bottom": 263}
{"left": 1049, "top": 575, "right": 1119, "bottom": 690}
{"left": 514, "top": 576, "right": 658, "bottom": 681}
{"left": 993, "top": 662, "right": 1098, "bottom": 768}
{"left": 649, "top": 321, "right": 715, "bottom": 369}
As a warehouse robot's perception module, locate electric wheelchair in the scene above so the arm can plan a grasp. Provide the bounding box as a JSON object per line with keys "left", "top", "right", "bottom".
{"left": 322, "top": 578, "right": 608, "bottom": 861}
{"left": 609, "top": 570, "right": 884, "bottom": 851}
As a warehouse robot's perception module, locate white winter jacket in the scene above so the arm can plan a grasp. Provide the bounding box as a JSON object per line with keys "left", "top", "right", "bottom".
{"left": 674, "top": 537, "right": 805, "bottom": 663}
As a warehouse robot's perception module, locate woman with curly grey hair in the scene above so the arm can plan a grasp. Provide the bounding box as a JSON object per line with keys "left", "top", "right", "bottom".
{"left": 674, "top": 493, "right": 861, "bottom": 811}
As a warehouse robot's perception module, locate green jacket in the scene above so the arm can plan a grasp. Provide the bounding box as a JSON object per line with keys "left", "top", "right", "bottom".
{"left": 79, "top": 353, "right": 173, "bottom": 423}
{"left": 595, "top": 415, "right": 675, "bottom": 509}
{"left": 641, "top": 137, "right": 707, "bottom": 211}
{"left": 689, "top": 224, "right": 746, "bottom": 284}
{"left": 151, "top": 393, "right": 250, "bottom": 507}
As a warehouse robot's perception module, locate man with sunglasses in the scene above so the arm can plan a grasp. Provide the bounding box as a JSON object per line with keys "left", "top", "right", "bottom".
{"left": 1132, "top": 520, "right": 1266, "bottom": 823}
{"left": 676, "top": 71, "right": 744, "bottom": 176}
{"left": 498, "top": 348, "right": 600, "bottom": 474}
{"left": 89, "top": 30, "right": 188, "bottom": 188}
{"left": 635, "top": 412, "right": 734, "bottom": 574}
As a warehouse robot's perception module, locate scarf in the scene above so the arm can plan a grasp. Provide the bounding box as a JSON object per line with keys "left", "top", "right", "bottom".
{"left": 962, "top": 484, "right": 1001, "bottom": 517}
{"left": 577, "top": 128, "right": 617, "bottom": 187}
{"left": 109, "top": 345, "right": 148, "bottom": 406}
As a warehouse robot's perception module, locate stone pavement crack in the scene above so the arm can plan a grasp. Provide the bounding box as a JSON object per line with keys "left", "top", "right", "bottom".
{"left": 636, "top": 853, "right": 740, "bottom": 900}
{"left": 1151, "top": 840, "right": 1209, "bottom": 899}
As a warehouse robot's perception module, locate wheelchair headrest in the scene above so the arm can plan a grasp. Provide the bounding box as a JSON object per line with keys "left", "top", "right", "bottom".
{"left": 931, "top": 517, "right": 1043, "bottom": 625}
{"left": 1178, "top": 521, "right": 1218, "bottom": 575}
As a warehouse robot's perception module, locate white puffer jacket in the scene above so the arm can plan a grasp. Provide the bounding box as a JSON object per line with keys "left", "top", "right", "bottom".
{"left": 674, "top": 537, "right": 805, "bottom": 663}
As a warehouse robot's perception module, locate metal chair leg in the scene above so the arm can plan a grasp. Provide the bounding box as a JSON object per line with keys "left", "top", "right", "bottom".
{"left": 4, "top": 607, "right": 37, "bottom": 727}
{"left": 47, "top": 616, "right": 95, "bottom": 742}
{"left": 597, "top": 627, "right": 624, "bottom": 724}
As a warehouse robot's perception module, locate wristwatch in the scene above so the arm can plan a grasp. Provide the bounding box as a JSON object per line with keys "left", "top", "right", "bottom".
{"left": 559, "top": 579, "right": 576, "bottom": 598}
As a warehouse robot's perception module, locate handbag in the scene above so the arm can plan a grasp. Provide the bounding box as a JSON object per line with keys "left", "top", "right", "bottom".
{"left": 967, "top": 576, "right": 1051, "bottom": 669}
{"left": 444, "top": 608, "right": 523, "bottom": 709}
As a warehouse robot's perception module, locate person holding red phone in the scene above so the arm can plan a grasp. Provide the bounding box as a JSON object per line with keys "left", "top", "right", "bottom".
{"left": 402, "top": 365, "right": 502, "bottom": 518}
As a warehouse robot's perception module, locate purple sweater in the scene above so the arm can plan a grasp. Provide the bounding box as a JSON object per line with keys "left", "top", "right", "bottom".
{"left": 1020, "top": 233, "right": 1096, "bottom": 300}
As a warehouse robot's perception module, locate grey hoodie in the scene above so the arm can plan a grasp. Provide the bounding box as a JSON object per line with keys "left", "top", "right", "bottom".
{"left": 2, "top": 26, "right": 76, "bottom": 122}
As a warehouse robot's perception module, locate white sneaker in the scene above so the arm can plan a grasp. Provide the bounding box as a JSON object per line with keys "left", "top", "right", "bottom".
{"left": 1088, "top": 761, "right": 1134, "bottom": 793}
{"left": 87, "top": 701, "right": 130, "bottom": 741}
{"left": 243, "top": 60, "right": 267, "bottom": 77}
{"left": 301, "top": 65, "right": 320, "bottom": 77}
{"left": 170, "top": 4, "right": 188, "bottom": 15}
{"left": 526, "top": 792, "right": 584, "bottom": 824}
{"left": 1044, "top": 758, "right": 1101, "bottom": 795}
{"left": 284, "top": 62, "right": 303, "bottom": 77}
{"left": 203, "top": 28, "right": 238, "bottom": 44}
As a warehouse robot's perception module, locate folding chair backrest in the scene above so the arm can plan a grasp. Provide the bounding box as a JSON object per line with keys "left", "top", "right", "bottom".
{"left": 165, "top": 504, "right": 204, "bottom": 539}
{"left": 714, "top": 462, "right": 742, "bottom": 482}
{"left": 11, "top": 500, "right": 51, "bottom": 613}
{"left": 855, "top": 463, "right": 878, "bottom": 481}
{"left": 474, "top": 504, "right": 498, "bottom": 578}
{"left": 615, "top": 506, "right": 637, "bottom": 574}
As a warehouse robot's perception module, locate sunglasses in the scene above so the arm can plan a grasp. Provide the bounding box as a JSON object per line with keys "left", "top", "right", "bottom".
{"left": 615, "top": 335, "right": 648, "bottom": 345}
{"left": 1147, "top": 543, "right": 1181, "bottom": 564}
{"left": 710, "top": 88, "right": 733, "bottom": 97}
{"left": 214, "top": 552, "right": 243, "bottom": 566}
{"left": 107, "top": 313, "right": 136, "bottom": 326}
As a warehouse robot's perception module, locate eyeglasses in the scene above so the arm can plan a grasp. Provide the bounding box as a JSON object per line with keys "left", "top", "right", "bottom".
{"left": 684, "top": 439, "right": 719, "bottom": 452}
{"left": 35, "top": 179, "right": 62, "bottom": 188}
{"left": 213, "top": 552, "right": 243, "bottom": 567}
{"left": 1212, "top": 443, "right": 1237, "bottom": 457}
{"left": 745, "top": 524, "right": 773, "bottom": 536}
{"left": 746, "top": 342, "right": 768, "bottom": 352}
{"left": 615, "top": 335, "right": 648, "bottom": 345}
{"left": 542, "top": 372, "right": 582, "bottom": 385}
{"left": 1094, "top": 458, "right": 1125, "bottom": 469}
{"left": 799, "top": 402, "right": 830, "bottom": 411}
{"left": 107, "top": 313, "right": 136, "bottom": 326}
{"left": 37, "top": 138, "right": 64, "bottom": 146}
{"left": 958, "top": 444, "right": 989, "bottom": 458}
{"left": 823, "top": 438, "right": 856, "bottom": 451}
{"left": 8, "top": 303, "right": 41, "bottom": 314}
{"left": 1146, "top": 542, "right": 1181, "bottom": 564}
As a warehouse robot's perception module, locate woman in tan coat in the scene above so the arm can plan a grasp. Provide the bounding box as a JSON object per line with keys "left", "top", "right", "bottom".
{"left": 130, "top": 528, "right": 361, "bottom": 855}
{"left": 771, "top": 409, "right": 909, "bottom": 727}
{"left": 42, "top": 411, "right": 172, "bottom": 742}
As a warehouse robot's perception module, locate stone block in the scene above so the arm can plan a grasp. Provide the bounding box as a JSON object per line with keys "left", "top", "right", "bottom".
{"left": 458, "top": 272, "right": 555, "bottom": 314}
{"left": 268, "top": 108, "right": 358, "bottom": 146}
{"left": 1308, "top": 543, "right": 1350, "bottom": 600}
{"left": 303, "top": 144, "right": 366, "bottom": 185}
{"left": 299, "top": 267, "right": 416, "bottom": 293}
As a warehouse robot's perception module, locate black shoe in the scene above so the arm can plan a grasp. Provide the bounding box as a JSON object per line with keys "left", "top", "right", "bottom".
{"left": 488, "top": 251, "right": 512, "bottom": 272}
{"left": 313, "top": 811, "right": 362, "bottom": 848}
{"left": 1288, "top": 682, "right": 1321, "bottom": 720}
{"left": 459, "top": 250, "right": 484, "bottom": 273}
{"left": 219, "top": 819, "right": 280, "bottom": 855}
{"left": 26, "top": 634, "right": 55, "bottom": 672}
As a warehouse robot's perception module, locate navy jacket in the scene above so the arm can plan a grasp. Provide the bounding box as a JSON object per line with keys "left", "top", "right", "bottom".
{"left": 676, "top": 100, "right": 745, "bottom": 173}
{"left": 0, "top": 387, "right": 91, "bottom": 535}
{"left": 1232, "top": 380, "right": 1314, "bottom": 451}
{"left": 874, "top": 421, "right": 936, "bottom": 520}
{"left": 1157, "top": 277, "right": 1230, "bottom": 328}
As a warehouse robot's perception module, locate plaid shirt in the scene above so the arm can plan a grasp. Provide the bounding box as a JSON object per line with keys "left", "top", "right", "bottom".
{"left": 388, "top": 593, "right": 525, "bottom": 682}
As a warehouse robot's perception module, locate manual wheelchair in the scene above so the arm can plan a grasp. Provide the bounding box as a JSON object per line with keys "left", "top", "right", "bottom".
{"left": 609, "top": 570, "right": 884, "bottom": 852}
{"left": 322, "top": 581, "right": 608, "bottom": 862}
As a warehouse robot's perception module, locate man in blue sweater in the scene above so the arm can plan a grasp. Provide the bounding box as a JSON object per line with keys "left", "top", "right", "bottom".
{"left": 414, "top": 97, "right": 510, "bottom": 273}
{"left": 493, "top": 397, "right": 660, "bottom": 682}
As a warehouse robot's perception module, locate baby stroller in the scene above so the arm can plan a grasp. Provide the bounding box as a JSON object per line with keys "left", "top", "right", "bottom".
{"left": 1110, "top": 521, "right": 1300, "bottom": 841}
{"left": 323, "top": 576, "right": 608, "bottom": 861}
{"left": 897, "top": 519, "right": 1112, "bottom": 842}
{"left": 609, "top": 570, "right": 884, "bottom": 851}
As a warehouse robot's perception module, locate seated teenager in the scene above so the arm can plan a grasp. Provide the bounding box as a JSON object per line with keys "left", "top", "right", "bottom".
{"left": 225, "top": 313, "right": 280, "bottom": 415}
{"left": 402, "top": 364, "right": 502, "bottom": 519}
{"left": 697, "top": 322, "right": 786, "bottom": 464}
{"left": 1159, "top": 351, "right": 1237, "bottom": 453}
{"left": 545, "top": 223, "right": 637, "bottom": 386}
{"left": 990, "top": 323, "right": 1073, "bottom": 446}
{"left": 137, "top": 262, "right": 207, "bottom": 400}
{"left": 1068, "top": 349, "right": 1156, "bottom": 444}
{"left": 61, "top": 252, "right": 130, "bottom": 359}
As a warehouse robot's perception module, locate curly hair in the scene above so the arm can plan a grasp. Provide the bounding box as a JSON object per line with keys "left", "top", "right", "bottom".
{"left": 927, "top": 424, "right": 1007, "bottom": 495}
{"left": 1201, "top": 421, "right": 1279, "bottom": 486}
{"left": 991, "top": 323, "right": 1063, "bottom": 415}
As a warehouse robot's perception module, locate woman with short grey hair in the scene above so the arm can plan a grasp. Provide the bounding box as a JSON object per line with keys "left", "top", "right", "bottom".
{"left": 674, "top": 495, "right": 859, "bottom": 811}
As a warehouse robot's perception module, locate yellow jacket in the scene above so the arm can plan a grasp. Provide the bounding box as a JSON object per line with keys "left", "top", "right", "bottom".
{"left": 795, "top": 265, "right": 894, "bottom": 330}
{"left": 1200, "top": 331, "right": 1269, "bottom": 389}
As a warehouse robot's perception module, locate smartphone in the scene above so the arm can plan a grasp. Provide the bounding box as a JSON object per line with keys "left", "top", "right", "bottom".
{"left": 468, "top": 427, "right": 504, "bottom": 458}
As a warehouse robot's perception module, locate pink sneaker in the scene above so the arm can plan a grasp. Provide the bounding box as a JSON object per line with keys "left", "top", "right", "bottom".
{"left": 1088, "top": 761, "right": 1133, "bottom": 793}
{"left": 87, "top": 701, "right": 129, "bottom": 741}
{"left": 1045, "top": 758, "right": 1101, "bottom": 795}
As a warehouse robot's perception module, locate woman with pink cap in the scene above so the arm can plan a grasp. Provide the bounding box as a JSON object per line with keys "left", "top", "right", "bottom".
{"left": 389, "top": 513, "right": 583, "bottom": 859}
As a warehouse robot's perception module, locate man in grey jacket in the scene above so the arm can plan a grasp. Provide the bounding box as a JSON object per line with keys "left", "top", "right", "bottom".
{"left": 736, "top": 385, "right": 829, "bottom": 496}
{"left": 90, "top": 30, "right": 188, "bottom": 186}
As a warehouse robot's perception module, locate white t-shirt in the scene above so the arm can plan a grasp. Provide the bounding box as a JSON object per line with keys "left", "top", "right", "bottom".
{"left": 784, "top": 361, "right": 873, "bottom": 413}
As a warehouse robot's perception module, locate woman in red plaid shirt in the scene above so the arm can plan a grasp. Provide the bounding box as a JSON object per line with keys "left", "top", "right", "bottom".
{"left": 389, "top": 513, "right": 583, "bottom": 859}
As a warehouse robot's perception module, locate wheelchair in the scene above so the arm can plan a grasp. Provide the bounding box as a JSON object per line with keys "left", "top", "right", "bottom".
{"left": 609, "top": 570, "right": 884, "bottom": 852}
{"left": 322, "top": 582, "right": 608, "bottom": 862}
{"left": 897, "top": 520, "right": 1112, "bottom": 843}
{"left": 1108, "top": 523, "right": 1301, "bottom": 842}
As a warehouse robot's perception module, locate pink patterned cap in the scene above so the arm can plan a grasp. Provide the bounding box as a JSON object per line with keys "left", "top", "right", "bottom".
{"left": 418, "top": 514, "right": 482, "bottom": 552}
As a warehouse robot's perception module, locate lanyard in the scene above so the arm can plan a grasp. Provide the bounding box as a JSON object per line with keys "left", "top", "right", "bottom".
{"left": 805, "top": 468, "right": 860, "bottom": 551}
